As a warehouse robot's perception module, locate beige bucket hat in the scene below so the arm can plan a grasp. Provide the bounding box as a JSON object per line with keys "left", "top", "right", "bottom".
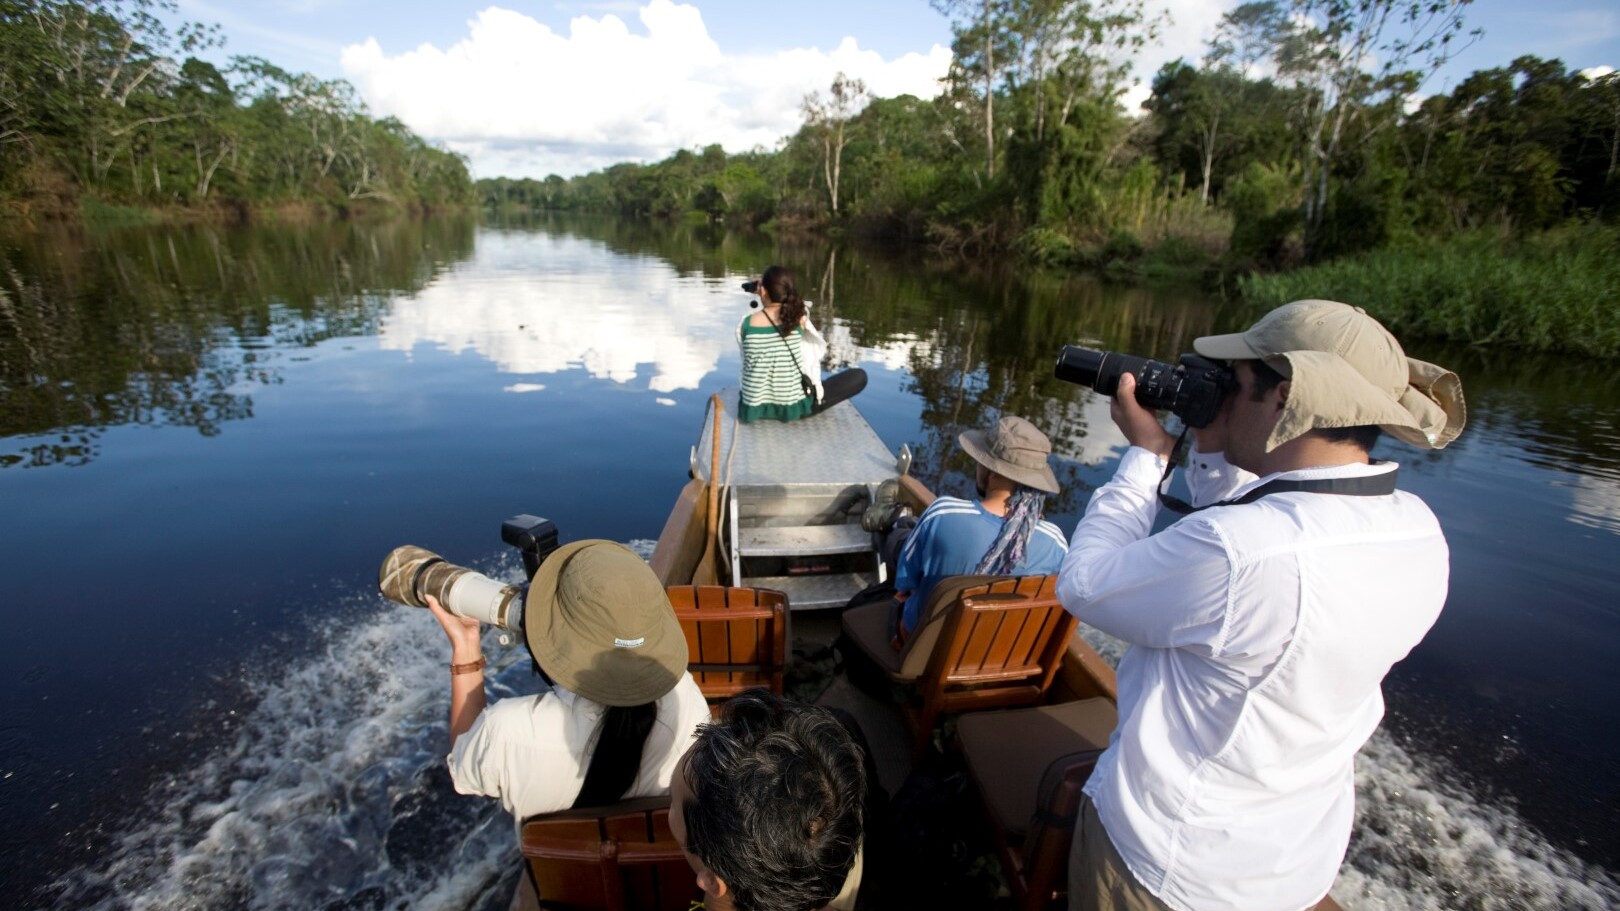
{"left": 523, "top": 540, "right": 688, "bottom": 707}
{"left": 1194, "top": 299, "right": 1466, "bottom": 452}
{"left": 959, "top": 415, "right": 1061, "bottom": 494}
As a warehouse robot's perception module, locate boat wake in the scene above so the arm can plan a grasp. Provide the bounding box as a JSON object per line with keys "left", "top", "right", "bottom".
{"left": 42, "top": 579, "right": 1618, "bottom": 910}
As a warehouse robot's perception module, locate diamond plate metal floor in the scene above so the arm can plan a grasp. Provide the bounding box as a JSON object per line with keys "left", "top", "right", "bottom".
{"left": 695, "top": 390, "right": 896, "bottom": 489}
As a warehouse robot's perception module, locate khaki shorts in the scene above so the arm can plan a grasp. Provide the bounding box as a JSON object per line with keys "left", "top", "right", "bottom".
{"left": 1067, "top": 795, "right": 1171, "bottom": 911}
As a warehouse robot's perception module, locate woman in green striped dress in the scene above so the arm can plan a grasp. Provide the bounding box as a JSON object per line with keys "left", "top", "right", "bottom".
{"left": 737, "top": 266, "right": 817, "bottom": 422}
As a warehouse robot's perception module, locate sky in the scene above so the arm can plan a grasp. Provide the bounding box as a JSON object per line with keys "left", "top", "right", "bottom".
{"left": 171, "top": 0, "right": 1620, "bottom": 180}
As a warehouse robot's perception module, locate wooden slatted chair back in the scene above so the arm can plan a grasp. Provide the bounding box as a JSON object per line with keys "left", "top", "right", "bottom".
{"left": 520, "top": 797, "right": 699, "bottom": 911}
{"left": 908, "top": 574, "right": 1077, "bottom": 761}
{"left": 666, "top": 585, "right": 788, "bottom": 707}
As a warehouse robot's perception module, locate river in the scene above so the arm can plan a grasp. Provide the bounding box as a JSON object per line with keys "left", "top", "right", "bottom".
{"left": 1, "top": 214, "right": 1616, "bottom": 909}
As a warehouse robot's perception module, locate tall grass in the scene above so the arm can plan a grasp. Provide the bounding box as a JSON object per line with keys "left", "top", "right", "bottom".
{"left": 1239, "top": 225, "right": 1620, "bottom": 357}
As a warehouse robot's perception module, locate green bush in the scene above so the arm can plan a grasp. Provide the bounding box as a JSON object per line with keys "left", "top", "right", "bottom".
{"left": 1011, "top": 226, "right": 1080, "bottom": 266}
{"left": 1227, "top": 162, "right": 1301, "bottom": 266}
{"left": 1239, "top": 225, "right": 1620, "bottom": 357}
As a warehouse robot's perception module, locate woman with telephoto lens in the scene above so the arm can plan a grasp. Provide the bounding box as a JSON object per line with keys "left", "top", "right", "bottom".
{"left": 424, "top": 540, "right": 711, "bottom": 907}
{"left": 737, "top": 265, "right": 866, "bottom": 423}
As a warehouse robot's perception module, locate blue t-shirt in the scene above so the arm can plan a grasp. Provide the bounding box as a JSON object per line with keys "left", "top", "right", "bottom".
{"left": 895, "top": 496, "right": 1068, "bottom": 633}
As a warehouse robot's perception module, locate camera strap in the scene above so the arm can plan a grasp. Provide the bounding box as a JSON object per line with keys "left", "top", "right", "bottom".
{"left": 760, "top": 308, "right": 815, "bottom": 398}
{"left": 1155, "top": 429, "right": 1399, "bottom": 515}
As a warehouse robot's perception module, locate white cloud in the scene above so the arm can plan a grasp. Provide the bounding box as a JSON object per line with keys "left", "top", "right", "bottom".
{"left": 1119, "top": 0, "right": 1233, "bottom": 113}
{"left": 341, "top": 1, "right": 950, "bottom": 178}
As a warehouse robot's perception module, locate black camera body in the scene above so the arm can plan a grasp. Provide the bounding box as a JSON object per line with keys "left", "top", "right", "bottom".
{"left": 740, "top": 279, "right": 760, "bottom": 294}
{"left": 1055, "top": 346, "right": 1234, "bottom": 428}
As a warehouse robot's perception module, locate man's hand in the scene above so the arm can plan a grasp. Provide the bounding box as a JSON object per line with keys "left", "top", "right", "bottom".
{"left": 1111, "top": 373, "right": 1177, "bottom": 461}
{"left": 425, "top": 594, "right": 484, "bottom": 664}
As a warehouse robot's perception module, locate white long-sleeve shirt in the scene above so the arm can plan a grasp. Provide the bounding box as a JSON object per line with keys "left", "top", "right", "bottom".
{"left": 1057, "top": 446, "right": 1449, "bottom": 911}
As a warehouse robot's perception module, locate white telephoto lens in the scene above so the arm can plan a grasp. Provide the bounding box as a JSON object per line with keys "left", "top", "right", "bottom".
{"left": 446, "top": 572, "right": 522, "bottom": 629}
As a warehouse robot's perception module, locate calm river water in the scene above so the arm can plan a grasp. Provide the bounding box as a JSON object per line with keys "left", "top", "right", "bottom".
{"left": 1, "top": 215, "right": 1616, "bottom": 909}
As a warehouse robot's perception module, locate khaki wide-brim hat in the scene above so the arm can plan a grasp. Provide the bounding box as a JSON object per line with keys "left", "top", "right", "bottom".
{"left": 1194, "top": 299, "right": 1466, "bottom": 452}
{"left": 523, "top": 540, "right": 688, "bottom": 707}
{"left": 959, "top": 415, "right": 1061, "bottom": 495}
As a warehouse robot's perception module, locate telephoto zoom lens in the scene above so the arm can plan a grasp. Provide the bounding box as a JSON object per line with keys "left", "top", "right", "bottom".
{"left": 1055, "top": 345, "right": 1178, "bottom": 405}
{"left": 378, "top": 545, "right": 525, "bottom": 631}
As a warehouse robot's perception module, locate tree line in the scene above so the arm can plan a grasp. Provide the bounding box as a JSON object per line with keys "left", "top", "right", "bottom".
{"left": 491, "top": 0, "right": 1620, "bottom": 272}
{"left": 0, "top": 0, "right": 473, "bottom": 216}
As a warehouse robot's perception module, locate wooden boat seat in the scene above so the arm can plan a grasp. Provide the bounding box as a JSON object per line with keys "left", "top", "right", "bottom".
{"left": 519, "top": 796, "right": 699, "bottom": 911}
{"left": 666, "top": 584, "right": 788, "bottom": 708}
{"left": 902, "top": 574, "right": 1078, "bottom": 761}
{"left": 958, "top": 699, "right": 1116, "bottom": 911}
{"left": 840, "top": 574, "right": 1002, "bottom": 683}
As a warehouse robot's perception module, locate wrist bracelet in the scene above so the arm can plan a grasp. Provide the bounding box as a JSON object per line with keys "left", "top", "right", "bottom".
{"left": 450, "top": 656, "right": 486, "bottom": 676}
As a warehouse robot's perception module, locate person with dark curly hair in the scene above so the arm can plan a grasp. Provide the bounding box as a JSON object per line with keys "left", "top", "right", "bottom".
{"left": 669, "top": 690, "right": 867, "bottom": 911}
{"left": 737, "top": 265, "right": 866, "bottom": 424}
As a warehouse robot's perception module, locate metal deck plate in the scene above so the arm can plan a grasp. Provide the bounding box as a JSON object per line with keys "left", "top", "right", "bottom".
{"left": 749, "top": 571, "right": 879, "bottom": 610}
{"left": 696, "top": 391, "right": 895, "bottom": 488}
{"left": 738, "top": 523, "right": 874, "bottom": 557}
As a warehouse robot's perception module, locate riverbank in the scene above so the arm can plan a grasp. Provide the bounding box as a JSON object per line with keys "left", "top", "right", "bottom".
{"left": 1238, "top": 224, "right": 1620, "bottom": 358}
{"left": 1, "top": 194, "right": 473, "bottom": 228}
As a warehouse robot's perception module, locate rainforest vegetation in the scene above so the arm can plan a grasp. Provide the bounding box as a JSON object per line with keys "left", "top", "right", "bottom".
{"left": 479, "top": 1, "right": 1620, "bottom": 353}
{"left": 0, "top": 0, "right": 473, "bottom": 218}
{"left": 3, "top": 0, "right": 1617, "bottom": 354}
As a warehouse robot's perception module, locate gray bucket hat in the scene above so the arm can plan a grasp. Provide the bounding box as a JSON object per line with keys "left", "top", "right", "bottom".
{"left": 1194, "top": 299, "right": 1466, "bottom": 452}
{"left": 523, "top": 540, "right": 688, "bottom": 707}
{"left": 958, "top": 415, "right": 1061, "bottom": 495}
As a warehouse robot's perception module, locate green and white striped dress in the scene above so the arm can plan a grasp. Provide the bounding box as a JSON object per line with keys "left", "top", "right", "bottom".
{"left": 738, "top": 317, "right": 814, "bottom": 423}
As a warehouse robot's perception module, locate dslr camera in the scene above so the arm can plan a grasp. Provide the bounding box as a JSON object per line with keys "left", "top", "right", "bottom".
{"left": 1055, "top": 345, "right": 1235, "bottom": 428}
{"left": 740, "top": 279, "right": 760, "bottom": 294}
{"left": 377, "top": 515, "right": 560, "bottom": 632}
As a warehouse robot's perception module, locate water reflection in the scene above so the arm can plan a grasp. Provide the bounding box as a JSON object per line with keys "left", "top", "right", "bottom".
{"left": 0, "top": 217, "right": 476, "bottom": 468}
{"left": 377, "top": 231, "right": 735, "bottom": 392}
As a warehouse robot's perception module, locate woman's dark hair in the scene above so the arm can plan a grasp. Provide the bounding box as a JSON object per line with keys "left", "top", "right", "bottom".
{"left": 572, "top": 701, "right": 659, "bottom": 808}
{"left": 761, "top": 265, "right": 805, "bottom": 333}
{"left": 1248, "top": 359, "right": 1381, "bottom": 452}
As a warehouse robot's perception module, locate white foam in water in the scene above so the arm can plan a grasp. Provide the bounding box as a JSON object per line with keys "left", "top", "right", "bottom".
{"left": 51, "top": 579, "right": 1618, "bottom": 910}
{"left": 51, "top": 579, "right": 534, "bottom": 911}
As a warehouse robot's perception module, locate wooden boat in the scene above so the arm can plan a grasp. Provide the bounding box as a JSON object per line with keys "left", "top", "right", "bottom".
{"left": 647, "top": 392, "right": 1118, "bottom": 704}
{"left": 535, "top": 394, "right": 1338, "bottom": 911}
{"left": 638, "top": 393, "right": 1121, "bottom": 911}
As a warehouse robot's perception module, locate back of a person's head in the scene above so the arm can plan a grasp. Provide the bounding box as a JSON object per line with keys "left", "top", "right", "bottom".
{"left": 760, "top": 265, "right": 805, "bottom": 330}
{"left": 682, "top": 690, "right": 864, "bottom": 911}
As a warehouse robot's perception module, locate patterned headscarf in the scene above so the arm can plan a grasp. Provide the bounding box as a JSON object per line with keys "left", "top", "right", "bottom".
{"left": 973, "top": 488, "right": 1048, "bottom": 576}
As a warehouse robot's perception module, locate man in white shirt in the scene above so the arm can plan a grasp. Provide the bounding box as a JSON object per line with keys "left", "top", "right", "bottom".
{"left": 1056, "top": 300, "right": 1467, "bottom": 911}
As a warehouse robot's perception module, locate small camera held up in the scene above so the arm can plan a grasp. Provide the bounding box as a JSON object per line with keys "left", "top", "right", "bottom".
{"left": 377, "top": 515, "right": 560, "bottom": 632}
{"left": 1054, "top": 346, "right": 1235, "bottom": 428}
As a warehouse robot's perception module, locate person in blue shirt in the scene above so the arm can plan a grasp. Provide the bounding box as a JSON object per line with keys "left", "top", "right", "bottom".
{"left": 893, "top": 415, "right": 1068, "bottom": 644}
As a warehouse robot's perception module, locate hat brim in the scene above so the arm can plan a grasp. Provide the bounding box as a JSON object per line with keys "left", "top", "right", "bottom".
{"left": 1193, "top": 331, "right": 1262, "bottom": 361}
{"left": 958, "top": 429, "right": 1061, "bottom": 495}
{"left": 1268, "top": 351, "right": 1463, "bottom": 452}
{"left": 524, "top": 540, "right": 687, "bottom": 707}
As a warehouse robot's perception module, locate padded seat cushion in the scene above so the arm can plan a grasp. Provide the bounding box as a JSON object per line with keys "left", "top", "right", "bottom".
{"left": 958, "top": 698, "right": 1117, "bottom": 839}
{"left": 840, "top": 600, "right": 902, "bottom": 675}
